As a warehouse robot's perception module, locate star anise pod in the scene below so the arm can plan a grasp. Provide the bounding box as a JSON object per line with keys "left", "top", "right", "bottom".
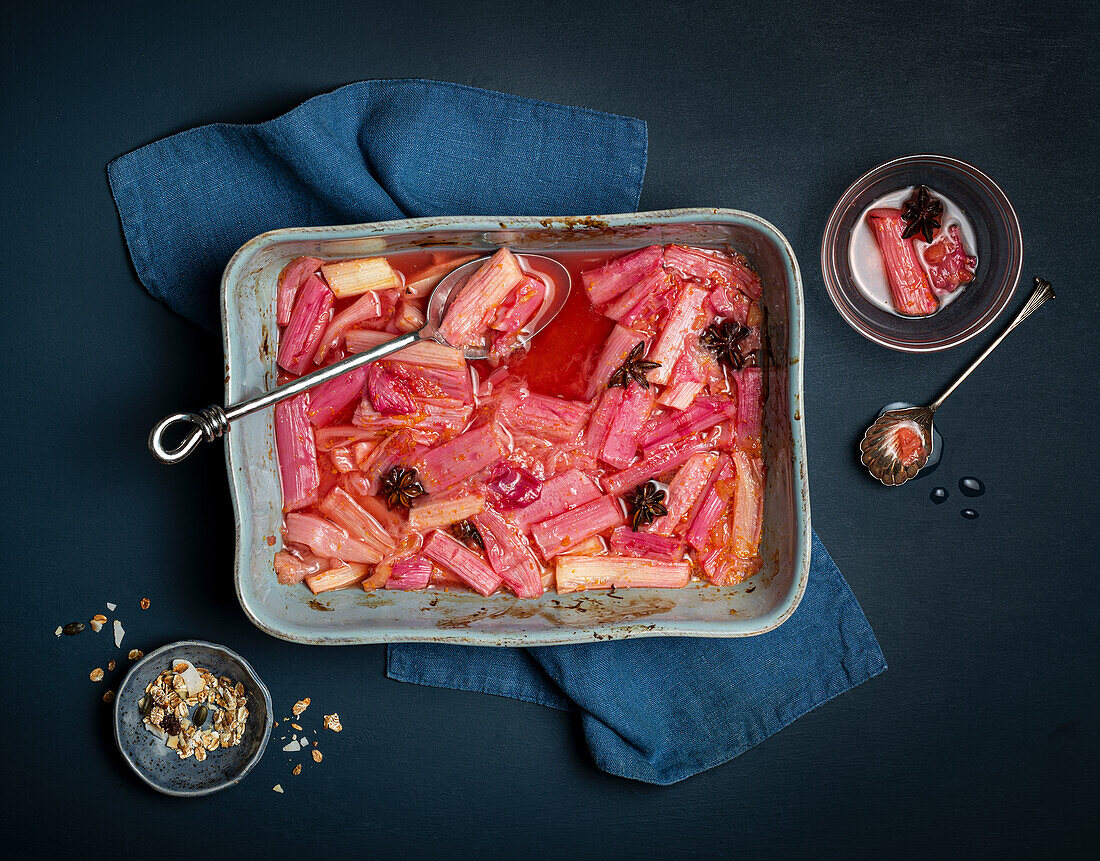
{"left": 380, "top": 466, "right": 425, "bottom": 509}
{"left": 608, "top": 342, "right": 661, "bottom": 390}
{"left": 623, "top": 481, "right": 668, "bottom": 531}
{"left": 699, "top": 319, "right": 755, "bottom": 370}
{"left": 900, "top": 185, "right": 944, "bottom": 243}
{"left": 450, "top": 519, "right": 483, "bottom": 550}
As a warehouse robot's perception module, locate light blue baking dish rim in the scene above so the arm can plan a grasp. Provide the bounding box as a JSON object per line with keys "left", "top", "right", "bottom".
{"left": 221, "top": 209, "right": 810, "bottom": 645}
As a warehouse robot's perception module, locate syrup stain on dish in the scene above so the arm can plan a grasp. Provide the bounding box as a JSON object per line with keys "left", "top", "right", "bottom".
{"left": 849, "top": 185, "right": 978, "bottom": 317}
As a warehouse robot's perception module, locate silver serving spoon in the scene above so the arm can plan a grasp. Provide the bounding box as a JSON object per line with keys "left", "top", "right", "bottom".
{"left": 860, "top": 277, "right": 1055, "bottom": 486}
{"left": 150, "top": 253, "right": 571, "bottom": 464}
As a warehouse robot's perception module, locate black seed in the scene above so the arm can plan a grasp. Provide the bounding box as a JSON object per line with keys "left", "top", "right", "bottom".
{"left": 961, "top": 509, "right": 979, "bottom": 520}
{"left": 930, "top": 487, "right": 948, "bottom": 504}
{"left": 62, "top": 622, "right": 84, "bottom": 636}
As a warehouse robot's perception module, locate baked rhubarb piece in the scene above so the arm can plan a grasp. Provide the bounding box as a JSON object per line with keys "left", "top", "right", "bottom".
{"left": 867, "top": 208, "right": 939, "bottom": 317}
{"left": 922, "top": 224, "right": 977, "bottom": 295}
{"left": 272, "top": 243, "right": 768, "bottom": 596}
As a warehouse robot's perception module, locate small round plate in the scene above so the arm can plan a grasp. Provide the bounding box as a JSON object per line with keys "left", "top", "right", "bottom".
{"left": 821, "top": 154, "right": 1023, "bottom": 352}
{"left": 114, "top": 640, "right": 273, "bottom": 797}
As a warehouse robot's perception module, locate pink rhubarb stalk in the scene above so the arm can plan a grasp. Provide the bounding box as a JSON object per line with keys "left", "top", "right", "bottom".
{"left": 511, "top": 468, "right": 602, "bottom": 532}
{"left": 385, "top": 556, "right": 433, "bottom": 590}
{"left": 274, "top": 393, "right": 320, "bottom": 511}
{"left": 733, "top": 367, "right": 764, "bottom": 443}
{"left": 472, "top": 507, "right": 543, "bottom": 598}
{"left": 600, "top": 383, "right": 656, "bottom": 468}
{"left": 649, "top": 451, "right": 720, "bottom": 535}
{"left": 277, "top": 256, "right": 323, "bottom": 328}
{"left": 685, "top": 456, "right": 736, "bottom": 551}
{"left": 366, "top": 364, "right": 416, "bottom": 416}
{"left": 498, "top": 388, "right": 591, "bottom": 443}
{"left": 318, "top": 487, "right": 397, "bottom": 555}
{"left": 305, "top": 367, "right": 368, "bottom": 427}
{"left": 490, "top": 275, "right": 546, "bottom": 334}
{"left": 581, "top": 245, "right": 663, "bottom": 306}
{"left": 408, "top": 492, "right": 487, "bottom": 531}
{"left": 346, "top": 329, "right": 466, "bottom": 370}
{"left": 555, "top": 555, "right": 691, "bottom": 593}
{"left": 416, "top": 424, "right": 507, "bottom": 493}
{"left": 284, "top": 512, "right": 384, "bottom": 564}
{"left": 867, "top": 208, "right": 939, "bottom": 316}
{"left": 421, "top": 530, "right": 502, "bottom": 596}
{"left": 604, "top": 434, "right": 711, "bottom": 495}
{"left": 305, "top": 563, "right": 369, "bottom": 595}
{"left": 274, "top": 551, "right": 328, "bottom": 585}
{"left": 436, "top": 248, "right": 525, "bottom": 348}
{"left": 639, "top": 395, "right": 738, "bottom": 450}
{"left": 730, "top": 450, "right": 764, "bottom": 558}
{"left": 314, "top": 291, "right": 383, "bottom": 364}
{"left": 645, "top": 284, "right": 708, "bottom": 386}
{"left": 584, "top": 385, "right": 623, "bottom": 457}
{"left": 530, "top": 495, "right": 625, "bottom": 560}
{"left": 403, "top": 254, "right": 479, "bottom": 298}
{"left": 922, "top": 224, "right": 977, "bottom": 295}
{"left": 609, "top": 527, "right": 685, "bottom": 562}
{"left": 278, "top": 274, "right": 335, "bottom": 374}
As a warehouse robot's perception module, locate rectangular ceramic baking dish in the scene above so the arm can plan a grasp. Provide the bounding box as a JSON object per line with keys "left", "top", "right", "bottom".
{"left": 223, "top": 209, "right": 810, "bottom": 645}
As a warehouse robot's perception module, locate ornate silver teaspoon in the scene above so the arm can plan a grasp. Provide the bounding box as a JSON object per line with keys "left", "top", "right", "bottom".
{"left": 861, "top": 277, "right": 1055, "bottom": 486}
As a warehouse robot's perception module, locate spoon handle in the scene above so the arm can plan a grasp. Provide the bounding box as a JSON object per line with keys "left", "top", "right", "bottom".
{"left": 149, "top": 329, "right": 422, "bottom": 465}
{"left": 929, "top": 277, "right": 1055, "bottom": 412}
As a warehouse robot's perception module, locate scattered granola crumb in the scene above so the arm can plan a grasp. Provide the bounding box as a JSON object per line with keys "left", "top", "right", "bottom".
{"left": 266, "top": 535, "right": 277, "bottom": 546}
{"left": 54, "top": 626, "right": 62, "bottom": 637}
{"left": 312, "top": 749, "right": 322, "bottom": 763}
{"left": 292, "top": 698, "right": 310, "bottom": 716}
{"left": 103, "top": 689, "right": 115, "bottom": 703}
{"left": 90, "top": 668, "right": 104, "bottom": 682}
{"left": 140, "top": 598, "right": 150, "bottom": 610}
{"left": 291, "top": 723, "right": 302, "bottom": 731}
{"left": 113, "top": 620, "right": 125, "bottom": 648}
{"left": 106, "top": 602, "right": 116, "bottom": 611}
{"left": 282, "top": 739, "right": 301, "bottom": 752}
{"left": 128, "top": 649, "right": 143, "bottom": 661}
{"left": 323, "top": 713, "right": 342, "bottom": 733}
{"left": 107, "top": 659, "right": 116, "bottom": 671}
{"left": 292, "top": 764, "right": 302, "bottom": 775}
{"left": 273, "top": 784, "right": 284, "bottom": 793}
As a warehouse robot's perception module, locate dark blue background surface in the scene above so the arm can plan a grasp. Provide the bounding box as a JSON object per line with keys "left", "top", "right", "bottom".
{"left": 3, "top": 1, "right": 1097, "bottom": 857}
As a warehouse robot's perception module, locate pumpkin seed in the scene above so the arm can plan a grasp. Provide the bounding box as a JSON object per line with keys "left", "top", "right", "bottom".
{"left": 62, "top": 622, "right": 85, "bottom": 636}
{"left": 193, "top": 704, "right": 209, "bottom": 727}
{"left": 140, "top": 695, "right": 154, "bottom": 717}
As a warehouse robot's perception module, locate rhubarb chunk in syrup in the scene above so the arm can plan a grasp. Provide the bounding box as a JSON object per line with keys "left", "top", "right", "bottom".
{"left": 272, "top": 244, "right": 769, "bottom": 596}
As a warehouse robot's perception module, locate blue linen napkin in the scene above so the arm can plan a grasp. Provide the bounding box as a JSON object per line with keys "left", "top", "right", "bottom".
{"left": 109, "top": 78, "right": 885, "bottom": 785}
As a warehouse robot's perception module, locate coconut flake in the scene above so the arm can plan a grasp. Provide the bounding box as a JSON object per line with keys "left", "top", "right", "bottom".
{"left": 273, "top": 784, "right": 284, "bottom": 793}
{"left": 113, "top": 620, "right": 125, "bottom": 648}
{"left": 282, "top": 739, "right": 301, "bottom": 752}
{"left": 54, "top": 626, "right": 62, "bottom": 637}
{"left": 106, "top": 602, "right": 116, "bottom": 611}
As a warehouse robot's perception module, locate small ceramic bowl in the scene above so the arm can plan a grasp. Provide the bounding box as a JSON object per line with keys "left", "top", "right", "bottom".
{"left": 114, "top": 640, "right": 273, "bottom": 797}
{"left": 821, "top": 154, "right": 1023, "bottom": 352}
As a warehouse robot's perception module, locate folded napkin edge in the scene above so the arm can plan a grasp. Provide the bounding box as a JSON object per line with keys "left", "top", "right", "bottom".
{"left": 105, "top": 78, "right": 649, "bottom": 177}
{"left": 592, "top": 654, "right": 889, "bottom": 786}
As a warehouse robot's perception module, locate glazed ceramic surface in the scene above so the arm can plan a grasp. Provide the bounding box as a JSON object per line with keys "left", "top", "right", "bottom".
{"left": 223, "top": 209, "right": 810, "bottom": 645}
{"left": 114, "top": 640, "right": 273, "bottom": 796}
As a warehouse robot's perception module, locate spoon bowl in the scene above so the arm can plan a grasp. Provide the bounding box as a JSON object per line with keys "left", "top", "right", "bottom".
{"left": 424, "top": 253, "right": 571, "bottom": 357}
